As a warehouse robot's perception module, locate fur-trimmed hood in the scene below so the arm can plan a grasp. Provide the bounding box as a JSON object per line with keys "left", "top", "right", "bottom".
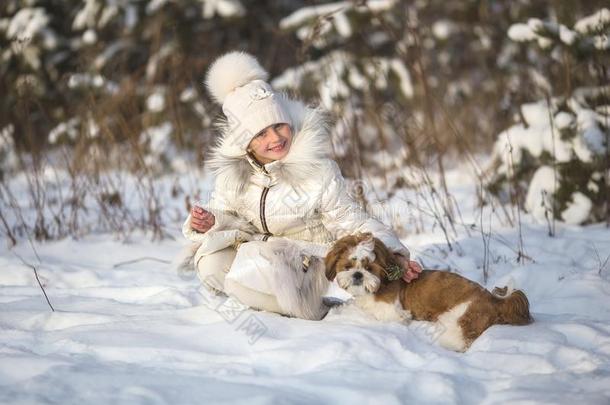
{"left": 206, "top": 95, "right": 335, "bottom": 197}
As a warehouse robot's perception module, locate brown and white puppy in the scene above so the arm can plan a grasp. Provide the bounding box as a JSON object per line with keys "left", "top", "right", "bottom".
{"left": 325, "top": 233, "right": 532, "bottom": 351}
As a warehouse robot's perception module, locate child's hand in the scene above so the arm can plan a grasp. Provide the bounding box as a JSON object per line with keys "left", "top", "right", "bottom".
{"left": 190, "top": 206, "right": 215, "bottom": 233}
{"left": 403, "top": 260, "right": 423, "bottom": 283}
{"left": 394, "top": 253, "right": 423, "bottom": 283}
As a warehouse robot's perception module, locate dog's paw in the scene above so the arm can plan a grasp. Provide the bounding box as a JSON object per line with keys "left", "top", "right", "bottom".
{"left": 398, "top": 309, "right": 413, "bottom": 323}
{"left": 322, "top": 296, "right": 345, "bottom": 308}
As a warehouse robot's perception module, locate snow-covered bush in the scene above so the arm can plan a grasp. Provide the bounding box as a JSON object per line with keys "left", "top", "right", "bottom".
{"left": 486, "top": 9, "right": 609, "bottom": 225}
{"left": 275, "top": 0, "right": 589, "bottom": 178}
{"left": 0, "top": 0, "right": 254, "bottom": 242}
{"left": 0, "top": 0, "right": 251, "bottom": 171}
{"left": 276, "top": 2, "right": 410, "bottom": 171}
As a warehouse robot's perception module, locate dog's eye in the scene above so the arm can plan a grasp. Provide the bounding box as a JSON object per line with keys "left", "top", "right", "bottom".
{"left": 350, "top": 257, "right": 357, "bottom": 261}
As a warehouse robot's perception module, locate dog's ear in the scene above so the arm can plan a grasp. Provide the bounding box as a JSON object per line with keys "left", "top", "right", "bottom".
{"left": 372, "top": 237, "right": 401, "bottom": 269}
{"left": 324, "top": 244, "right": 344, "bottom": 281}
{"left": 362, "top": 233, "right": 375, "bottom": 251}
{"left": 357, "top": 231, "right": 373, "bottom": 241}
{"left": 371, "top": 239, "right": 403, "bottom": 285}
{"left": 370, "top": 261, "right": 389, "bottom": 283}
{"left": 324, "top": 250, "right": 338, "bottom": 281}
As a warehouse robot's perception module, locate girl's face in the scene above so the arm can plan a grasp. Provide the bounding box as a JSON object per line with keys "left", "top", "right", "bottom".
{"left": 247, "top": 122, "right": 293, "bottom": 164}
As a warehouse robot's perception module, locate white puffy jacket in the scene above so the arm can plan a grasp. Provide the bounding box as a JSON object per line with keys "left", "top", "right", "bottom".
{"left": 182, "top": 98, "right": 410, "bottom": 271}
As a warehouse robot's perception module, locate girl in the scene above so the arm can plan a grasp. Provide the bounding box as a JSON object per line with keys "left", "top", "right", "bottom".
{"left": 182, "top": 51, "right": 422, "bottom": 317}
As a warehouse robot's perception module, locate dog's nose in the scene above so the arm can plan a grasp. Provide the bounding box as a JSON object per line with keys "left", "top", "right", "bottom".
{"left": 353, "top": 272, "right": 363, "bottom": 280}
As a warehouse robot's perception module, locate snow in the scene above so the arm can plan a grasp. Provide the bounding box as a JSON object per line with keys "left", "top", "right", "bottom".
{"left": 94, "top": 40, "right": 131, "bottom": 70}
{"left": 510, "top": 17, "right": 580, "bottom": 47}
{"left": 561, "top": 192, "right": 593, "bottom": 225}
{"left": 536, "top": 36, "right": 553, "bottom": 49}
{"left": 574, "top": 8, "right": 610, "bottom": 34}
{"left": 332, "top": 12, "right": 352, "bottom": 38}
{"left": 124, "top": 4, "right": 138, "bottom": 30}
{"left": 279, "top": 0, "right": 397, "bottom": 45}
{"left": 73, "top": 0, "right": 100, "bottom": 30}
{"left": 576, "top": 109, "right": 606, "bottom": 155}
{"left": 493, "top": 101, "right": 570, "bottom": 167}
{"left": 492, "top": 97, "right": 607, "bottom": 178}
{"left": 202, "top": 0, "right": 246, "bottom": 19}
{"left": 390, "top": 59, "right": 414, "bottom": 99}
{"left": 48, "top": 117, "right": 80, "bottom": 144}
{"left": 524, "top": 165, "right": 556, "bottom": 224}
{"left": 365, "top": 0, "right": 398, "bottom": 13}
{"left": 554, "top": 111, "right": 574, "bottom": 129}
{"left": 146, "top": 89, "right": 166, "bottom": 113}
{"left": 82, "top": 28, "right": 97, "bottom": 44}
{"left": 528, "top": 18, "right": 544, "bottom": 33}
{"left": 99, "top": 5, "right": 118, "bottom": 28}
{"left": 86, "top": 114, "right": 100, "bottom": 138}
{"left": 347, "top": 66, "right": 367, "bottom": 90}
{"left": 146, "top": 0, "right": 169, "bottom": 14}
{"left": 146, "top": 44, "right": 174, "bottom": 80}
{"left": 510, "top": 9, "right": 610, "bottom": 50}
{"left": 507, "top": 23, "right": 536, "bottom": 42}
{"left": 507, "top": 19, "right": 561, "bottom": 49}
{"left": 593, "top": 35, "right": 610, "bottom": 50}
{"left": 0, "top": 124, "right": 18, "bottom": 173}
{"left": 179, "top": 87, "right": 197, "bottom": 103}
{"left": 0, "top": 18, "right": 8, "bottom": 33}
{"left": 432, "top": 20, "right": 458, "bottom": 40}
{"left": 141, "top": 122, "right": 173, "bottom": 156}
{"left": 7, "top": 7, "right": 49, "bottom": 41}
{"left": 521, "top": 100, "right": 551, "bottom": 126}
{"left": 558, "top": 24, "right": 576, "bottom": 45}
{"left": 295, "top": 20, "right": 334, "bottom": 48}
{"left": 280, "top": 0, "right": 398, "bottom": 29}
{"left": 67, "top": 73, "right": 118, "bottom": 94}
{"left": 2, "top": 165, "right": 610, "bottom": 403}
{"left": 280, "top": 2, "right": 349, "bottom": 30}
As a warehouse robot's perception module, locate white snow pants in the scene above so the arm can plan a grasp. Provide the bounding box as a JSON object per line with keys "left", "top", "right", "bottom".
{"left": 196, "top": 246, "right": 284, "bottom": 314}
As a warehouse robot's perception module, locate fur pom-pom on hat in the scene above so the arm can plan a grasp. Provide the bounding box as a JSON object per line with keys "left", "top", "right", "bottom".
{"left": 205, "top": 51, "right": 269, "bottom": 105}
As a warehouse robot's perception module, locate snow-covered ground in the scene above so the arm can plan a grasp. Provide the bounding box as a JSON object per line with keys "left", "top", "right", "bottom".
{"left": 1, "top": 167, "right": 610, "bottom": 404}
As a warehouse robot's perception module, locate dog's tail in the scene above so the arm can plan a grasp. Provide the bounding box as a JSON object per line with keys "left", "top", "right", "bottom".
{"left": 172, "top": 243, "right": 200, "bottom": 276}
{"left": 492, "top": 284, "right": 532, "bottom": 325}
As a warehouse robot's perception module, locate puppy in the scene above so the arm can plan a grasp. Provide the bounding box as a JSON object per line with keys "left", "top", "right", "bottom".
{"left": 325, "top": 233, "right": 532, "bottom": 351}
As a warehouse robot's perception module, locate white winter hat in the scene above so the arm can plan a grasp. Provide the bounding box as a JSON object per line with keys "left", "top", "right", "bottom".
{"left": 205, "top": 51, "right": 292, "bottom": 157}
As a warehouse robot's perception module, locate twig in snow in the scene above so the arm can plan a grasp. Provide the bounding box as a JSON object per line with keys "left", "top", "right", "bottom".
{"left": 505, "top": 132, "right": 527, "bottom": 263}
{"left": 593, "top": 245, "right": 610, "bottom": 276}
{"left": 12, "top": 251, "right": 55, "bottom": 312}
{"left": 0, "top": 202, "right": 16, "bottom": 247}
{"left": 478, "top": 182, "right": 492, "bottom": 283}
{"left": 542, "top": 190, "right": 555, "bottom": 237}
{"left": 113, "top": 256, "right": 171, "bottom": 269}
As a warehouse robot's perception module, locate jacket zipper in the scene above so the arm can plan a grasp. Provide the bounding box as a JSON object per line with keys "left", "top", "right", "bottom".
{"left": 260, "top": 186, "right": 271, "bottom": 241}
{"left": 258, "top": 164, "right": 272, "bottom": 241}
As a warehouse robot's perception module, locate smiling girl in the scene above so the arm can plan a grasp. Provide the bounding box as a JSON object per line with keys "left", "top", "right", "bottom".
{"left": 182, "top": 51, "right": 421, "bottom": 317}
